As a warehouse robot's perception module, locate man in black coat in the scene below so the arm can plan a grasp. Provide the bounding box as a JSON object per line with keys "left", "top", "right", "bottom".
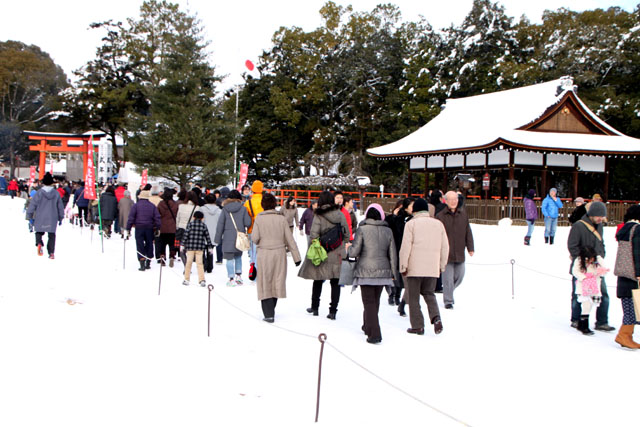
{"left": 567, "top": 201, "right": 614, "bottom": 331}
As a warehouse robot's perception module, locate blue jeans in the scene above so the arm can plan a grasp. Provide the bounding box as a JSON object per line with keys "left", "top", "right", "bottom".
{"left": 544, "top": 217, "right": 557, "bottom": 237}
{"left": 526, "top": 220, "right": 535, "bottom": 237}
{"left": 571, "top": 276, "right": 609, "bottom": 325}
{"left": 226, "top": 254, "right": 242, "bottom": 278}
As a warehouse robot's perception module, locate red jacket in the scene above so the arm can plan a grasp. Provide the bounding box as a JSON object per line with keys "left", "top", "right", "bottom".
{"left": 340, "top": 206, "right": 353, "bottom": 241}
{"left": 57, "top": 187, "right": 66, "bottom": 199}
{"left": 115, "top": 186, "right": 126, "bottom": 202}
{"left": 8, "top": 180, "right": 18, "bottom": 191}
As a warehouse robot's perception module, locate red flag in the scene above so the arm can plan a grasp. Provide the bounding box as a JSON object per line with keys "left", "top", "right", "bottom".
{"left": 245, "top": 60, "right": 254, "bottom": 71}
{"left": 50, "top": 159, "right": 54, "bottom": 174}
{"left": 236, "top": 163, "right": 249, "bottom": 191}
{"left": 84, "top": 137, "right": 97, "bottom": 200}
{"left": 141, "top": 169, "right": 148, "bottom": 187}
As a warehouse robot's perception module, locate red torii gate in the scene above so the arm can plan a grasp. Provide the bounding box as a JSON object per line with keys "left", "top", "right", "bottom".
{"left": 24, "top": 131, "right": 106, "bottom": 180}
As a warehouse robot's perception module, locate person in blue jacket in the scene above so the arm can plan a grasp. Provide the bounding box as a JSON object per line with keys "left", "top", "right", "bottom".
{"left": 541, "top": 187, "right": 563, "bottom": 245}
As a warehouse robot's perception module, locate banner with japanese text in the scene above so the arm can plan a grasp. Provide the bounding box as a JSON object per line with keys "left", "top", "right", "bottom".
{"left": 84, "top": 137, "right": 97, "bottom": 200}
{"left": 141, "top": 169, "right": 148, "bottom": 187}
{"left": 28, "top": 166, "right": 36, "bottom": 186}
{"left": 237, "top": 163, "right": 249, "bottom": 191}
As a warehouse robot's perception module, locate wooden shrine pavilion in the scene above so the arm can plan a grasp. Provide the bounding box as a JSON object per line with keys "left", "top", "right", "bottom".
{"left": 367, "top": 77, "right": 640, "bottom": 199}
{"left": 24, "top": 131, "right": 106, "bottom": 180}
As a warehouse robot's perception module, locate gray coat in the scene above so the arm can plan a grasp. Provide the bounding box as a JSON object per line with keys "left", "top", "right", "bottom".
{"left": 27, "top": 186, "right": 64, "bottom": 233}
{"left": 298, "top": 207, "right": 349, "bottom": 280}
{"left": 99, "top": 192, "right": 118, "bottom": 221}
{"left": 347, "top": 219, "right": 399, "bottom": 282}
{"left": 118, "top": 197, "right": 134, "bottom": 230}
{"left": 201, "top": 203, "right": 222, "bottom": 243}
{"left": 215, "top": 199, "right": 251, "bottom": 257}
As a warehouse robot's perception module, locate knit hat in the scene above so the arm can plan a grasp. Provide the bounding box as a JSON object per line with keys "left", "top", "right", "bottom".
{"left": 138, "top": 190, "right": 150, "bottom": 200}
{"left": 365, "top": 203, "right": 385, "bottom": 221}
{"left": 592, "top": 193, "right": 602, "bottom": 202}
{"left": 413, "top": 198, "right": 429, "bottom": 213}
{"left": 527, "top": 189, "right": 536, "bottom": 197}
{"left": 251, "top": 180, "right": 263, "bottom": 193}
{"left": 587, "top": 201, "right": 607, "bottom": 217}
{"left": 42, "top": 172, "right": 54, "bottom": 186}
{"left": 574, "top": 197, "right": 585, "bottom": 204}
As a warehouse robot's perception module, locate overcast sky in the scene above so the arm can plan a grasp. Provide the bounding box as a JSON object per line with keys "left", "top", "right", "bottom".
{"left": 1, "top": 0, "right": 637, "bottom": 92}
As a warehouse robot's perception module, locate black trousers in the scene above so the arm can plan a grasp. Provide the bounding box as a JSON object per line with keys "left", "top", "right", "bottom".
{"left": 361, "top": 286, "right": 383, "bottom": 340}
{"left": 311, "top": 278, "right": 341, "bottom": 313}
{"left": 77, "top": 207, "right": 89, "bottom": 225}
{"left": 35, "top": 232, "right": 56, "bottom": 255}
{"left": 156, "top": 233, "right": 176, "bottom": 260}
{"left": 216, "top": 245, "right": 223, "bottom": 263}
{"left": 261, "top": 298, "right": 278, "bottom": 318}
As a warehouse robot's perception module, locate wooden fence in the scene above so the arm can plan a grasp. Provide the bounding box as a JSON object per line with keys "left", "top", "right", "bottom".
{"left": 268, "top": 189, "right": 634, "bottom": 225}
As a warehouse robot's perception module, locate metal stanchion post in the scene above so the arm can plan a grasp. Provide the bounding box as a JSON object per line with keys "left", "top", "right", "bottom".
{"left": 158, "top": 260, "right": 163, "bottom": 296}
{"left": 315, "top": 333, "right": 327, "bottom": 423}
{"left": 511, "top": 259, "right": 516, "bottom": 299}
{"left": 207, "top": 285, "right": 214, "bottom": 337}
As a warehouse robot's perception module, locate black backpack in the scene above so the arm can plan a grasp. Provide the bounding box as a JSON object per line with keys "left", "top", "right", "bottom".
{"left": 319, "top": 219, "right": 343, "bottom": 252}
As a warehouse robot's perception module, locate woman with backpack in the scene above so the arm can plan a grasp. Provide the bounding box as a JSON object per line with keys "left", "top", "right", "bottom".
{"left": 176, "top": 191, "right": 200, "bottom": 265}
{"left": 298, "top": 191, "right": 349, "bottom": 320}
{"left": 215, "top": 190, "right": 252, "bottom": 287}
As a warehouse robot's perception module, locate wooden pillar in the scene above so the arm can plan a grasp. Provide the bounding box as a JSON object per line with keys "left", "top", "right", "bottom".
{"left": 82, "top": 140, "right": 88, "bottom": 180}
{"left": 541, "top": 169, "right": 548, "bottom": 196}
{"left": 424, "top": 166, "right": 429, "bottom": 198}
{"left": 407, "top": 161, "right": 413, "bottom": 197}
{"left": 572, "top": 171, "right": 579, "bottom": 199}
{"left": 604, "top": 157, "right": 610, "bottom": 201}
{"left": 38, "top": 150, "right": 46, "bottom": 179}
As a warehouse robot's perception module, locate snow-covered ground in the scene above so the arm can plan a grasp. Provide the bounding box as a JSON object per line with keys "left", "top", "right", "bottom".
{"left": 0, "top": 196, "right": 636, "bottom": 427}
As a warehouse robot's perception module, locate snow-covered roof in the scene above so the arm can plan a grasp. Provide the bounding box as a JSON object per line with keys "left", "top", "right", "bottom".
{"left": 368, "top": 77, "right": 640, "bottom": 157}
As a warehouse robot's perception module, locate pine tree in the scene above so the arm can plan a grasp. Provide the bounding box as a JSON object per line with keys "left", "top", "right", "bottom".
{"left": 126, "top": 1, "right": 231, "bottom": 187}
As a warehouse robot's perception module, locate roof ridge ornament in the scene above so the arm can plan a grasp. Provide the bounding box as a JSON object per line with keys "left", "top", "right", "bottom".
{"left": 557, "top": 76, "right": 575, "bottom": 96}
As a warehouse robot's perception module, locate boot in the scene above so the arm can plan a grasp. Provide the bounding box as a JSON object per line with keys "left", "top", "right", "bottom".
{"left": 138, "top": 260, "right": 146, "bottom": 271}
{"left": 615, "top": 324, "right": 640, "bottom": 349}
{"left": 544, "top": 236, "right": 549, "bottom": 244}
{"left": 327, "top": 310, "right": 337, "bottom": 320}
{"left": 397, "top": 300, "right": 407, "bottom": 317}
{"left": 306, "top": 307, "right": 319, "bottom": 316}
{"left": 524, "top": 236, "right": 530, "bottom": 246}
{"left": 577, "top": 315, "right": 594, "bottom": 335}
{"left": 394, "top": 289, "right": 401, "bottom": 306}
{"left": 549, "top": 236, "right": 554, "bottom": 245}
{"left": 145, "top": 259, "right": 151, "bottom": 270}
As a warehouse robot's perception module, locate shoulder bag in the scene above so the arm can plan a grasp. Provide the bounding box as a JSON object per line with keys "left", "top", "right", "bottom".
{"left": 228, "top": 211, "right": 251, "bottom": 251}
{"left": 614, "top": 224, "right": 639, "bottom": 280}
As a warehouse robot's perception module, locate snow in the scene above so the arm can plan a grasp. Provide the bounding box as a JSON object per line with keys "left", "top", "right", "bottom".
{"left": 367, "top": 77, "right": 633, "bottom": 158}
{"left": 0, "top": 196, "right": 637, "bottom": 427}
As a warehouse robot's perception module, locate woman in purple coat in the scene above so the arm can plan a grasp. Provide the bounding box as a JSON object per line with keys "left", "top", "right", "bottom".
{"left": 523, "top": 189, "right": 538, "bottom": 246}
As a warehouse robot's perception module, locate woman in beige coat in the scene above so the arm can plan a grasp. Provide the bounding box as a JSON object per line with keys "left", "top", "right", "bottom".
{"left": 399, "top": 198, "right": 449, "bottom": 335}
{"left": 281, "top": 195, "right": 299, "bottom": 232}
{"left": 252, "top": 193, "right": 301, "bottom": 323}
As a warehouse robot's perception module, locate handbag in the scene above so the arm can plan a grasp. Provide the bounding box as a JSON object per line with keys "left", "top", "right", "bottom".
{"left": 228, "top": 211, "right": 250, "bottom": 251}
{"left": 339, "top": 258, "right": 356, "bottom": 286}
{"left": 614, "top": 224, "right": 638, "bottom": 280}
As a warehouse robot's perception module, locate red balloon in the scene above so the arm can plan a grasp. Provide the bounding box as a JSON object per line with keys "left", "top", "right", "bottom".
{"left": 245, "top": 60, "right": 254, "bottom": 71}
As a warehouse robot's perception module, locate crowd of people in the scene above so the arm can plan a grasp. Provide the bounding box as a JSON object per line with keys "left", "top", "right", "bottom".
{"left": 8, "top": 173, "right": 640, "bottom": 349}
